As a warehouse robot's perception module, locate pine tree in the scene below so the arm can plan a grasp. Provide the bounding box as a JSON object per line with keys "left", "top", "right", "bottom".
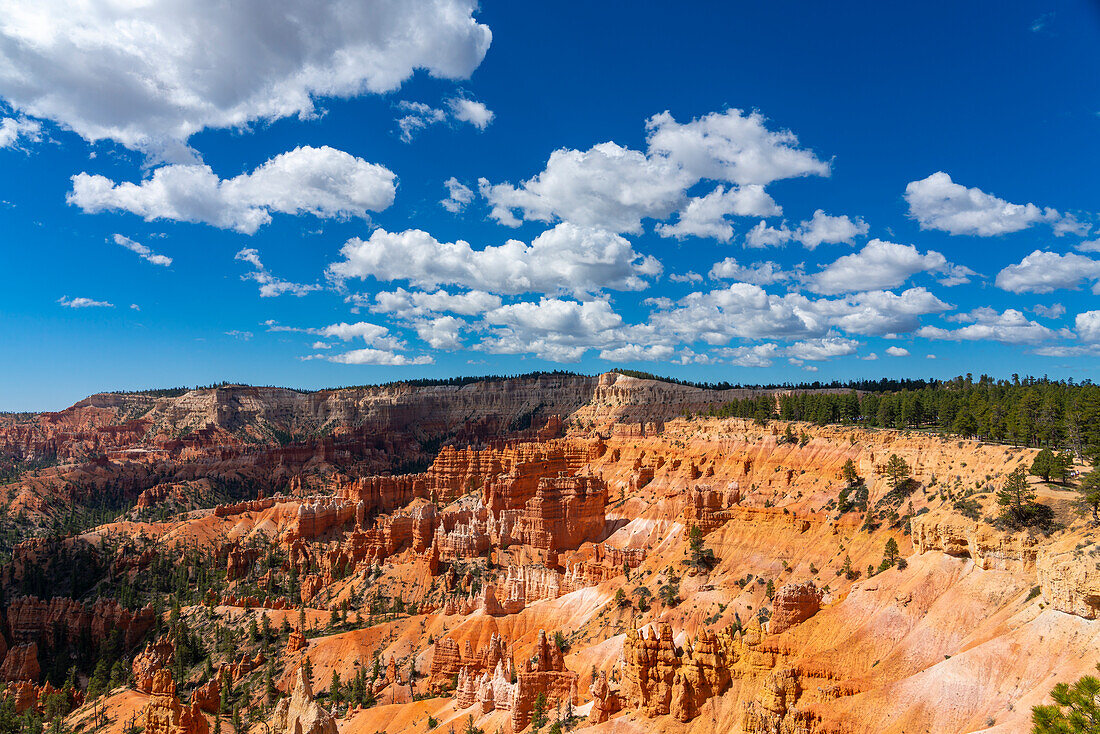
{"left": 531, "top": 692, "right": 548, "bottom": 731}
{"left": 878, "top": 537, "right": 900, "bottom": 572}
{"left": 841, "top": 459, "right": 861, "bottom": 487}
{"left": 885, "top": 454, "right": 910, "bottom": 491}
{"left": 997, "top": 465, "right": 1039, "bottom": 527}
{"left": 1032, "top": 664, "right": 1100, "bottom": 733}
{"left": 264, "top": 660, "right": 277, "bottom": 704}
{"left": 1030, "top": 448, "right": 1056, "bottom": 482}
{"left": 88, "top": 657, "right": 110, "bottom": 697}
{"left": 330, "top": 670, "right": 341, "bottom": 706}
{"left": 1080, "top": 467, "right": 1100, "bottom": 524}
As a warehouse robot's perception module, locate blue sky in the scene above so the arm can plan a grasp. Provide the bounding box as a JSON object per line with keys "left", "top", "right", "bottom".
{"left": 1, "top": 1, "right": 1099, "bottom": 411}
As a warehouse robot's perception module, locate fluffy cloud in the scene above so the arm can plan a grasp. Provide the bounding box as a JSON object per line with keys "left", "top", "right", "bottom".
{"left": 327, "top": 222, "right": 661, "bottom": 296}
{"left": 936, "top": 263, "right": 978, "bottom": 287}
{"left": 1075, "top": 311, "right": 1100, "bottom": 343}
{"left": 0, "top": 116, "right": 40, "bottom": 148}
{"left": 808, "top": 239, "right": 949, "bottom": 295}
{"left": 645, "top": 109, "right": 830, "bottom": 185}
{"left": 278, "top": 319, "right": 425, "bottom": 363}
{"left": 822, "top": 288, "right": 952, "bottom": 336}
{"left": 648, "top": 283, "right": 826, "bottom": 344}
{"left": 395, "top": 101, "right": 447, "bottom": 142}
{"left": 476, "top": 298, "right": 633, "bottom": 362}
{"left": 795, "top": 210, "right": 868, "bottom": 249}
{"left": 414, "top": 316, "right": 466, "bottom": 350}
{"left": 440, "top": 178, "right": 474, "bottom": 213}
{"left": 70, "top": 146, "right": 396, "bottom": 234}
{"left": 479, "top": 142, "right": 688, "bottom": 232}
{"left": 480, "top": 108, "right": 827, "bottom": 234}
{"left": 1033, "top": 303, "right": 1066, "bottom": 319}
{"left": 267, "top": 319, "right": 402, "bottom": 350}
{"left": 719, "top": 343, "right": 780, "bottom": 367}
{"left": 312, "top": 322, "right": 398, "bottom": 346}
{"left": 113, "top": 234, "right": 171, "bottom": 267}
{"left": 0, "top": 0, "right": 491, "bottom": 155}
{"left": 904, "top": 172, "right": 1082, "bottom": 236}
{"left": 325, "top": 348, "right": 433, "bottom": 366}
{"left": 235, "top": 248, "right": 319, "bottom": 297}
{"left": 367, "top": 288, "right": 501, "bottom": 318}
{"left": 739, "top": 211, "right": 867, "bottom": 249}
{"left": 58, "top": 295, "right": 112, "bottom": 308}
{"left": 395, "top": 97, "right": 494, "bottom": 142}
{"left": 885, "top": 346, "right": 910, "bottom": 357}
{"left": 707, "top": 258, "right": 796, "bottom": 285}
{"left": 745, "top": 220, "right": 793, "bottom": 248}
{"left": 919, "top": 308, "right": 1062, "bottom": 344}
{"left": 786, "top": 336, "right": 859, "bottom": 361}
{"left": 447, "top": 97, "right": 494, "bottom": 129}
{"left": 648, "top": 283, "right": 949, "bottom": 346}
{"left": 656, "top": 185, "right": 780, "bottom": 242}
{"left": 994, "top": 250, "right": 1100, "bottom": 294}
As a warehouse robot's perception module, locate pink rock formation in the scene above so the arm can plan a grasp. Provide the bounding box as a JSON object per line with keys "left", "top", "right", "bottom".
{"left": 133, "top": 640, "right": 175, "bottom": 693}
{"left": 0, "top": 643, "right": 39, "bottom": 682}
{"left": 769, "top": 581, "right": 824, "bottom": 634}
{"left": 271, "top": 666, "right": 337, "bottom": 734}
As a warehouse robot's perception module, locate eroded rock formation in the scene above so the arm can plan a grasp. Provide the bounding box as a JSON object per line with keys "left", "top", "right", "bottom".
{"left": 133, "top": 639, "right": 175, "bottom": 692}
{"left": 769, "top": 581, "right": 824, "bottom": 634}
{"left": 7, "top": 596, "right": 154, "bottom": 652}
{"left": 272, "top": 666, "right": 337, "bottom": 734}
{"left": 621, "top": 623, "right": 735, "bottom": 722}
{"left": 144, "top": 670, "right": 208, "bottom": 734}
{"left": 0, "top": 643, "right": 39, "bottom": 682}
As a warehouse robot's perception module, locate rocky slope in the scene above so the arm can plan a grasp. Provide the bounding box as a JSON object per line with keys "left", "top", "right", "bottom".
{"left": 0, "top": 373, "right": 1094, "bottom": 734}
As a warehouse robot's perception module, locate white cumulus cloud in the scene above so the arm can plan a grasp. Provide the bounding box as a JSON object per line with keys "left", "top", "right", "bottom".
{"left": 808, "top": 239, "right": 950, "bottom": 295}
{"left": 904, "top": 172, "right": 1083, "bottom": 237}
{"left": 1074, "top": 311, "right": 1100, "bottom": 343}
{"left": 795, "top": 210, "right": 869, "bottom": 249}
{"left": 0, "top": 0, "right": 491, "bottom": 156}
{"left": 919, "top": 308, "right": 1063, "bottom": 344}
{"left": 995, "top": 250, "right": 1100, "bottom": 294}
{"left": 476, "top": 298, "right": 633, "bottom": 362}
{"left": 786, "top": 336, "right": 860, "bottom": 361}
{"left": 480, "top": 108, "right": 827, "bottom": 234}
{"left": 447, "top": 97, "right": 494, "bottom": 129}
{"left": 70, "top": 146, "right": 396, "bottom": 234}
{"left": 440, "top": 178, "right": 474, "bottom": 213}
{"left": 656, "top": 185, "right": 780, "bottom": 242}
{"left": 325, "top": 348, "right": 433, "bottom": 366}
{"left": 708, "top": 258, "right": 796, "bottom": 285}
{"left": 327, "top": 222, "right": 662, "bottom": 296}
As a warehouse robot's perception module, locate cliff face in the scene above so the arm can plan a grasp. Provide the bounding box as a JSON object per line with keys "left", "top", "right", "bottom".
{"left": 11, "top": 377, "right": 1100, "bottom": 734}
{"left": 1037, "top": 542, "right": 1100, "bottom": 618}
{"left": 0, "top": 373, "right": 732, "bottom": 523}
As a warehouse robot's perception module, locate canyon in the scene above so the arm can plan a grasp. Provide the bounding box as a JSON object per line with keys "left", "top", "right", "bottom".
{"left": 0, "top": 372, "right": 1094, "bottom": 734}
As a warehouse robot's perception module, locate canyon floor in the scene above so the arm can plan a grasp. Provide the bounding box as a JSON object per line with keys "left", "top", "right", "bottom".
{"left": 0, "top": 373, "right": 1095, "bottom": 734}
